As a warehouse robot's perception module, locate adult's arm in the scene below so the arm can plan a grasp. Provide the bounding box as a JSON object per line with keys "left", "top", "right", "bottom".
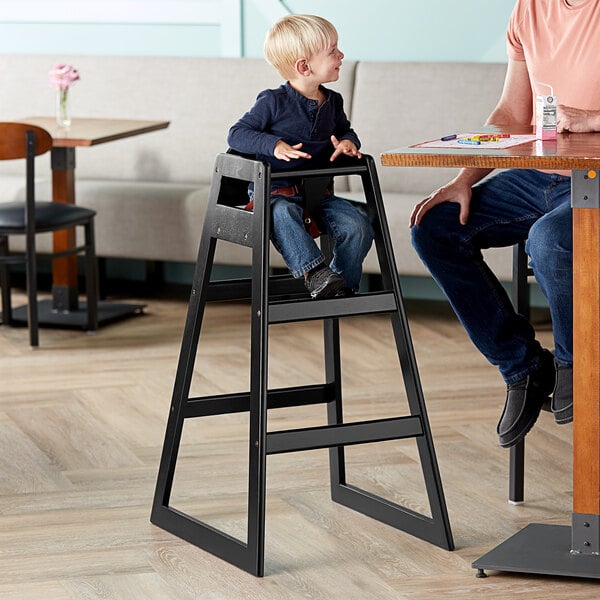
{"left": 410, "top": 59, "right": 532, "bottom": 227}
{"left": 486, "top": 58, "right": 533, "bottom": 126}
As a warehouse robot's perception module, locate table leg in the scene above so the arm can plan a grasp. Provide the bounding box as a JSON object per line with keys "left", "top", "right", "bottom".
{"left": 51, "top": 147, "right": 79, "bottom": 311}
{"left": 572, "top": 169, "right": 600, "bottom": 552}
{"left": 472, "top": 169, "right": 600, "bottom": 579}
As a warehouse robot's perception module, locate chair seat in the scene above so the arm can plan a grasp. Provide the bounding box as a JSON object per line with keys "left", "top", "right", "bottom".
{"left": 0, "top": 201, "right": 96, "bottom": 233}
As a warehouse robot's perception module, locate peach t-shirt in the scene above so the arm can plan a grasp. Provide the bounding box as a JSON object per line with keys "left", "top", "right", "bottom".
{"left": 507, "top": 0, "right": 600, "bottom": 109}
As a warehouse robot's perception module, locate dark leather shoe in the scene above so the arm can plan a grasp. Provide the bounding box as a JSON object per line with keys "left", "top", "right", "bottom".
{"left": 552, "top": 362, "right": 573, "bottom": 424}
{"left": 497, "top": 350, "right": 555, "bottom": 448}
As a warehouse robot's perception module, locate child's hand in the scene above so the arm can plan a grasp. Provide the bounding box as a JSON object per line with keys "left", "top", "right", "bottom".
{"left": 274, "top": 140, "right": 312, "bottom": 162}
{"left": 330, "top": 136, "right": 362, "bottom": 161}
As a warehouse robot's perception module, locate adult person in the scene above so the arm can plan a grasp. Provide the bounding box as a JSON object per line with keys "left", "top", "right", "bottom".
{"left": 410, "top": 0, "right": 600, "bottom": 448}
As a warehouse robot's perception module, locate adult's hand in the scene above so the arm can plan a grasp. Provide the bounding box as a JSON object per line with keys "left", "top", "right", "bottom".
{"left": 557, "top": 105, "right": 600, "bottom": 133}
{"left": 409, "top": 179, "right": 473, "bottom": 227}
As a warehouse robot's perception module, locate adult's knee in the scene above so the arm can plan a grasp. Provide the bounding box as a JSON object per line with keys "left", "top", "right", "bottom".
{"left": 411, "top": 221, "right": 430, "bottom": 257}
{"left": 411, "top": 205, "right": 455, "bottom": 260}
{"left": 526, "top": 213, "right": 572, "bottom": 271}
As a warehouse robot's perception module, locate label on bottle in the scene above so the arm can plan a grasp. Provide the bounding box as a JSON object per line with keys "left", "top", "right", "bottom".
{"left": 536, "top": 95, "right": 557, "bottom": 140}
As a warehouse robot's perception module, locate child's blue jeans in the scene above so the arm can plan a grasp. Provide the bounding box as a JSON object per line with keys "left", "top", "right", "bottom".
{"left": 411, "top": 169, "right": 572, "bottom": 384}
{"left": 270, "top": 192, "right": 374, "bottom": 290}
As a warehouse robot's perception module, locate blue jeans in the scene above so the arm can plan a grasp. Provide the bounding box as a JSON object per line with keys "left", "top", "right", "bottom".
{"left": 411, "top": 169, "right": 572, "bottom": 384}
{"left": 270, "top": 193, "right": 374, "bottom": 289}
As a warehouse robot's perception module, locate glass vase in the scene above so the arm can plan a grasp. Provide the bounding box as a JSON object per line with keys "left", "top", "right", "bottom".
{"left": 55, "top": 88, "right": 71, "bottom": 128}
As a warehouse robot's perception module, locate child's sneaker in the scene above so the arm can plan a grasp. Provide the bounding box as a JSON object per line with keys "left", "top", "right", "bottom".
{"left": 305, "top": 266, "right": 345, "bottom": 299}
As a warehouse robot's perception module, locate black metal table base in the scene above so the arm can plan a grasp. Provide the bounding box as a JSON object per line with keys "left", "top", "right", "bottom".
{"left": 473, "top": 523, "right": 600, "bottom": 579}
{"left": 7, "top": 299, "right": 145, "bottom": 329}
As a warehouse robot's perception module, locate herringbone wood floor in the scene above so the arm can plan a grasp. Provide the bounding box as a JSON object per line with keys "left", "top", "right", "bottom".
{"left": 1, "top": 289, "right": 596, "bottom": 599}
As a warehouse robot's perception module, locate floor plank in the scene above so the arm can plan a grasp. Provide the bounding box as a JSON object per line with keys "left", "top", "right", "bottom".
{"left": 1, "top": 291, "right": 594, "bottom": 599}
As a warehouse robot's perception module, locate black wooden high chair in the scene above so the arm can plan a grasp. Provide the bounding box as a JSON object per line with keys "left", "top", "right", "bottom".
{"left": 151, "top": 152, "right": 454, "bottom": 576}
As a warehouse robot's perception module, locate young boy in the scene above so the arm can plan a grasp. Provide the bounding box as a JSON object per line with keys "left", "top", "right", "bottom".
{"left": 227, "top": 14, "right": 374, "bottom": 298}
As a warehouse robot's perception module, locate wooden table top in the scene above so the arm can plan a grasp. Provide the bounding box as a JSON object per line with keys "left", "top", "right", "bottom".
{"left": 381, "top": 126, "right": 600, "bottom": 171}
{"left": 19, "top": 117, "right": 170, "bottom": 148}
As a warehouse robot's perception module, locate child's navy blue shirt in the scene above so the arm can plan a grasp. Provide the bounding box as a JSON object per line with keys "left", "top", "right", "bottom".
{"left": 227, "top": 82, "right": 360, "bottom": 182}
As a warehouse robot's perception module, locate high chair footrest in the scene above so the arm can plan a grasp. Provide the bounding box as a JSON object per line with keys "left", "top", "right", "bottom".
{"left": 266, "top": 415, "right": 423, "bottom": 454}
{"left": 268, "top": 292, "right": 397, "bottom": 324}
{"left": 185, "top": 383, "right": 336, "bottom": 418}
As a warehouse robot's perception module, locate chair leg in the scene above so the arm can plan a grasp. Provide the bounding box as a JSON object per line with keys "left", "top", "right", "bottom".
{"left": 509, "top": 241, "right": 530, "bottom": 503}
{"left": 512, "top": 241, "right": 531, "bottom": 319}
{"left": 25, "top": 238, "right": 39, "bottom": 347}
{"left": 0, "top": 263, "right": 10, "bottom": 326}
{"left": 0, "top": 236, "right": 11, "bottom": 325}
{"left": 509, "top": 441, "right": 525, "bottom": 504}
{"left": 84, "top": 220, "right": 99, "bottom": 331}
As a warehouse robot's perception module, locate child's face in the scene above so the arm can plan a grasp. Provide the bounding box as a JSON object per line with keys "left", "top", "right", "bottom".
{"left": 307, "top": 39, "right": 344, "bottom": 84}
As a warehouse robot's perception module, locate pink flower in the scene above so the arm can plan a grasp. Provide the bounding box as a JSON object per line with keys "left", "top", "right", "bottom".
{"left": 48, "top": 64, "right": 80, "bottom": 91}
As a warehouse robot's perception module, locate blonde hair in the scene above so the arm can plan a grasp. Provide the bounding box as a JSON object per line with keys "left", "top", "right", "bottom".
{"left": 264, "top": 14, "right": 338, "bottom": 79}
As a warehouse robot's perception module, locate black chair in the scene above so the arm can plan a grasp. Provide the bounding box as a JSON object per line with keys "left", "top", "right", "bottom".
{"left": 151, "top": 152, "right": 454, "bottom": 575}
{"left": 0, "top": 122, "right": 98, "bottom": 347}
{"left": 508, "top": 241, "right": 533, "bottom": 503}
